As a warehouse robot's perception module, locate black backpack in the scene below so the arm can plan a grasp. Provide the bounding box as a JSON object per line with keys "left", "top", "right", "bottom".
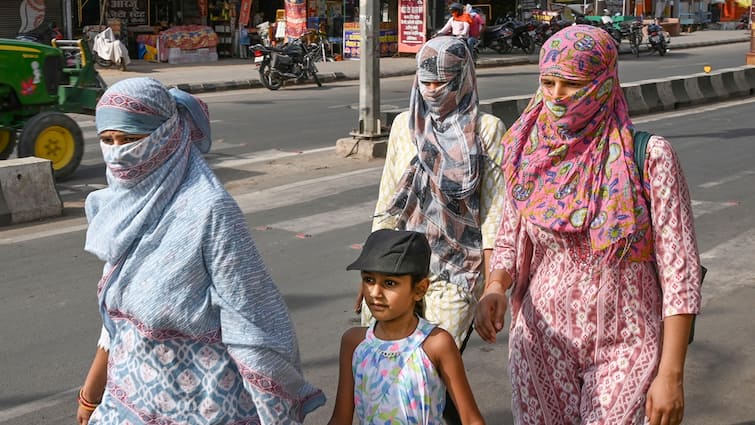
{"left": 634, "top": 130, "right": 706, "bottom": 344}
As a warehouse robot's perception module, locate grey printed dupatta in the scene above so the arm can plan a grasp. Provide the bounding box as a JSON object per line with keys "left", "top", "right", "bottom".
{"left": 386, "top": 37, "right": 483, "bottom": 292}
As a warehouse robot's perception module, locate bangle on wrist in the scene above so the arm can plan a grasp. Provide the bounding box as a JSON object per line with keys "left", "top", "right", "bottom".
{"left": 78, "top": 388, "right": 101, "bottom": 411}
{"left": 485, "top": 280, "right": 508, "bottom": 292}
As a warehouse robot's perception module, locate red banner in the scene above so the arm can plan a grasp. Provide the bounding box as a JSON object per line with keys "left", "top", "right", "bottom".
{"left": 285, "top": 0, "right": 307, "bottom": 39}
{"left": 198, "top": 0, "right": 208, "bottom": 17}
{"left": 398, "top": 0, "right": 426, "bottom": 53}
{"left": 239, "top": 0, "right": 253, "bottom": 26}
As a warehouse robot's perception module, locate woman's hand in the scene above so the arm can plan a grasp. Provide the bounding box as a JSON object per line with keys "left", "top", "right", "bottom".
{"left": 77, "top": 405, "right": 94, "bottom": 425}
{"left": 645, "top": 373, "right": 685, "bottom": 425}
{"left": 474, "top": 282, "right": 508, "bottom": 343}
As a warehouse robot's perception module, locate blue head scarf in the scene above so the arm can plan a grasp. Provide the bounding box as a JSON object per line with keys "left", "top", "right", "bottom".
{"left": 85, "top": 77, "right": 212, "bottom": 264}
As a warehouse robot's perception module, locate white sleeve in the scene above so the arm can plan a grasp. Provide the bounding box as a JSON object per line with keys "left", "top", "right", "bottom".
{"left": 96, "top": 326, "right": 110, "bottom": 351}
{"left": 438, "top": 18, "right": 453, "bottom": 34}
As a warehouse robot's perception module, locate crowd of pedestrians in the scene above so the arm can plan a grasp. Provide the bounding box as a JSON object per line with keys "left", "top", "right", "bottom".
{"left": 76, "top": 24, "right": 702, "bottom": 425}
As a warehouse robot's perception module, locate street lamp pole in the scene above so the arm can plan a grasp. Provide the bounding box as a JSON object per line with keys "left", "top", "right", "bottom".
{"left": 748, "top": 6, "right": 755, "bottom": 65}
{"left": 354, "top": 0, "right": 382, "bottom": 137}
{"left": 335, "top": 0, "right": 389, "bottom": 159}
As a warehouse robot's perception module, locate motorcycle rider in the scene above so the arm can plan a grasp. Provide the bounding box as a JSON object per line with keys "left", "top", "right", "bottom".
{"left": 465, "top": 4, "right": 485, "bottom": 52}
{"left": 437, "top": 3, "right": 472, "bottom": 46}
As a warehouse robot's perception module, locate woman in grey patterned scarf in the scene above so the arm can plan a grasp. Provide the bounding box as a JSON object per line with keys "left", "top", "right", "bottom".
{"left": 359, "top": 36, "right": 508, "bottom": 424}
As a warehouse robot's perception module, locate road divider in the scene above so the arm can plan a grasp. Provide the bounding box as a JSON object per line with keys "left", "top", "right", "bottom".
{"left": 0, "top": 157, "right": 62, "bottom": 225}
{"left": 381, "top": 65, "right": 755, "bottom": 131}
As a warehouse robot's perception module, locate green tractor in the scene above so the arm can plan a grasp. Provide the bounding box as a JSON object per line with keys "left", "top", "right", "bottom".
{"left": 0, "top": 37, "right": 107, "bottom": 180}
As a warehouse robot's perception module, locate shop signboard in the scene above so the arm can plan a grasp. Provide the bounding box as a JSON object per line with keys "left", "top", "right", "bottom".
{"left": 239, "top": 0, "right": 253, "bottom": 26}
{"left": 285, "top": 0, "right": 307, "bottom": 38}
{"left": 343, "top": 22, "right": 360, "bottom": 59}
{"left": 342, "top": 22, "right": 398, "bottom": 60}
{"left": 398, "top": 0, "right": 426, "bottom": 53}
{"left": 107, "top": 0, "right": 149, "bottom": 25}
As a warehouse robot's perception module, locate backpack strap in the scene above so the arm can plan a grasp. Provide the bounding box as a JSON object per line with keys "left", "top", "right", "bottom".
{"left": 632, "top": 129, "right": 702, "bottom": 345}
{"left": 633, "top": 130, "right": 652, "bottom": 183}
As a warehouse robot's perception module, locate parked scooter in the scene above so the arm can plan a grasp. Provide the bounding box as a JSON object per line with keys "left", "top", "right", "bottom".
{"left": 92, "top": 27, "right": 130, "bottom": 70}
{"left": 646, "top": 20, "right": 670, "bottom": 56}
{"left": 251, "top": 36, "right": 321, "bottom": 90}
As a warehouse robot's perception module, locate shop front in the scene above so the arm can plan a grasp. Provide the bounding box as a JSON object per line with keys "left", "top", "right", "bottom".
{"left": 299, "top": 0, "right": 398, "bottom": 58}
{"left": 0, "top": 0, "right": 64, "bottom": 39}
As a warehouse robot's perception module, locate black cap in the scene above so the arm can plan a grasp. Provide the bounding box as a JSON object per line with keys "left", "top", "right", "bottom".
{"left": 449, "top": 2, "right": 464, "bottom": 11}
{"left": 347, "top": 229, "right": 431, "bottom": 276}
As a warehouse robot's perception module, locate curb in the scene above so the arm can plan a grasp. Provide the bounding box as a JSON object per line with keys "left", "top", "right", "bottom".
{"left": 171, "top": 37, "right": 749, "bottom": 94}
{"left": 476, "top": 65, "right": 755, "bottom": 128}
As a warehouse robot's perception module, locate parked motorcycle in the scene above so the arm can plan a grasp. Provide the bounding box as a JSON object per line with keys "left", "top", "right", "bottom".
{"left": 479, "top": 22, "right": 510, "bottom": 53}
{"left": 646, "top": 22, "right": 669, "bottom": 56}
{"left": 251, "top": 36, "right": 321, "bottom": 90}
{"left": 499, "top": 16, "right": 536, "bottom": 54}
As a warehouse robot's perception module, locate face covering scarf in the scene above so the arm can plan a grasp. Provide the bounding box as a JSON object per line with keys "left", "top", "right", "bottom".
{"left": 385, "top": 36, "right": 484, "bottom": 291}
{"left": 501, "top": 25, "right": 652, "bottom": 261}
{"left": 85, "top": 78, "right": 212, "bottom": 265}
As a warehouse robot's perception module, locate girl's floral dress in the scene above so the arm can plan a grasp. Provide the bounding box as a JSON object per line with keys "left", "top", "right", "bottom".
{"left": 353, "top": 317, "right": 446, "bottom": 425}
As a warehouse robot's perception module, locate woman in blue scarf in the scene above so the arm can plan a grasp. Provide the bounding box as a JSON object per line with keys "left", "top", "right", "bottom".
{"left": 76, "top": 77, "right": 325, "bottom": 425}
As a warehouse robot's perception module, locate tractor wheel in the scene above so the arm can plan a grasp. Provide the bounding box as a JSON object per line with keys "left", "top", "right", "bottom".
{"left": 18, "top": 112, "right": 84, "bottom": 181}
{"left": 0, "top": 129, "right": 17, "bottom": 160}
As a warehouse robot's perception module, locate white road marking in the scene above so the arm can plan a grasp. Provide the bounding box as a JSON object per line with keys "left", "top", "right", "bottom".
{"left": 0, "top": 166, "right": 382, "bottom": 245}
{"left": 209, "top": 146, "right": 334, "bottom": 169}
{"left": 698, "top": 170, "right": 755, "bottom": 189}
{"left": 699, "top": 228, "right": 755, "bottom": 308}
{"left": 690, "top": 200, "right": 739, "bottom": 218}
{"left": 265, "top": 200, "right": 375, "bottom": 235}
{"left": 632, "top": 97, "right": 755, "bottom": 124}
{"left": 0, "top": 164, "right": 740, "bottom": 245}
{"left": 233, "top": 167, "right": 382, "bottom": 214}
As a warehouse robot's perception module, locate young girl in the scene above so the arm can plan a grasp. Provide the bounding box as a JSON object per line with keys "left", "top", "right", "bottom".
{"left": 329, "top": 229, "right": 486, "bottom": 425}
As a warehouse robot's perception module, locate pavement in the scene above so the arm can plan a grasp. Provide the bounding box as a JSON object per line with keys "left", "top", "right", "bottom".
{"left": 96, "top": 29, "right": 752, "bottom": 94}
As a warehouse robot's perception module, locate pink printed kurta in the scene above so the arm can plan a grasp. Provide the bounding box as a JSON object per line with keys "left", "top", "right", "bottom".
{"left": 491, "top": 136, "right": 703, "bottom": 425}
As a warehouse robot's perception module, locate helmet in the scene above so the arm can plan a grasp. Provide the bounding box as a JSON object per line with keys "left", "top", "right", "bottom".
{"left": 449, "top": 2, "right": 464, "bottom": 13}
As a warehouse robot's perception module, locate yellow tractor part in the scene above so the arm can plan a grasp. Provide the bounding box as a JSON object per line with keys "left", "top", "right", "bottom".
{"left": 32, "top": 124, "right": 77, "bottom": 171}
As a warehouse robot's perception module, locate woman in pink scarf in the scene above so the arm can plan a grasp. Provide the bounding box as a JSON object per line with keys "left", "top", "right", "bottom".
{"left": 475, "top": 25, "right": 702, "bottom": 425}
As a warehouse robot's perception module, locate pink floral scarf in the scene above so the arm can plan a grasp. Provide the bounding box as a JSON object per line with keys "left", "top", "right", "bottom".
{"left": 502, "top": 25, "right": 652, "bottom": 261}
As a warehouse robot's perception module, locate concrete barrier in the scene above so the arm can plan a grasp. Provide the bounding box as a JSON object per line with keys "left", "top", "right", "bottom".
{"left": 361, "top": 66, "right": 754, "bottom": 158}
{"left": 0, "top": 157, "right": 62, "bottom": 225}
{"left": 471, "top": 65, "right": 755, "bottom": 129}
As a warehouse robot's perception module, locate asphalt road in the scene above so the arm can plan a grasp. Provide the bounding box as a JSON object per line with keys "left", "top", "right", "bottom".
{"left": 55, "top": 42, "right": 750, "bottom": 191}
{"left": 1, "top": 47, "right": 754, "bottom": 424}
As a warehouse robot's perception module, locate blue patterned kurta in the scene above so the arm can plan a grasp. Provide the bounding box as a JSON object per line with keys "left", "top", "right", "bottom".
{"left": 352, "top": 318, "right": 446, "bottom": 425}
{"left": 87, "top": 155, "right": 324, "bottom": 424}
{"left": 85, "top": 78, "right": 324, "bottom": 425}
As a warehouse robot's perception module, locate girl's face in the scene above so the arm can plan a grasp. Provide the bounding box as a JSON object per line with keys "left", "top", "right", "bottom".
{"left": 540, "top": 75, "right": 592, "bottom": 100}
{"left": 99, "top": 130, "right": 149, "bottom": 146}
{"left": 361, "top": 271, "right": 427, "bottom": 323}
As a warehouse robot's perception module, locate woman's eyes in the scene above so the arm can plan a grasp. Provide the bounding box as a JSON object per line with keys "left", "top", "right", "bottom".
{"left": 99, "top": 136, "right": 144, "bottom": 145}
{"left": 383, "top": 279, "right": 398, "bottom": 287}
